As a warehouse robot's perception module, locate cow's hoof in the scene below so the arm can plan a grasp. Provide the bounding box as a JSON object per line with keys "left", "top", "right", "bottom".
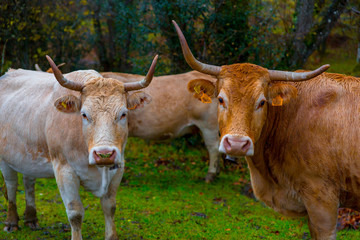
{"left": 205, "top": 172, "right": 217, "bottom": 183}
{"left": 25, "top": 220, "right": 39, "bottom": 230}
{"left": 3, "top": 224, "right": 19, "bottom": 232}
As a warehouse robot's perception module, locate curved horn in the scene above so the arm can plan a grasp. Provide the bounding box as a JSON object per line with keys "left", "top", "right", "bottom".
{"left": 269, "top": 64, "right": 330, "bottom": 82}
{"left": 46, "top": 55, "right": 83, "bottom": 91}
{"left": 172, "top": 20, "right": 221, "bottom": 76}
{"left": 124, "top": 55, "right": 158, "bottom": 91}
{"left": 35, "top": 64, "right": 43, "bottom": 71}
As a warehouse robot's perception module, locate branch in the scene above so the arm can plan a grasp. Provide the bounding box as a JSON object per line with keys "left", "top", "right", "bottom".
{"left": 351, "top": 7, "right": 360, "bottom": 14}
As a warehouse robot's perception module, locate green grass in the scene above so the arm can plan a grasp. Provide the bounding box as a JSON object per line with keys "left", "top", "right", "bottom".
{"left": 0, "top": 136, "right": 359, "bottom": 239}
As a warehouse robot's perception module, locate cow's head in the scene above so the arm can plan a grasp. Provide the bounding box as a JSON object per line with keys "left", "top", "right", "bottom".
{"left": 173, "top": 20, "right": 329, "bottom": 157}
{"left": 47, "top": 55, "right": 157, "bottom": 166}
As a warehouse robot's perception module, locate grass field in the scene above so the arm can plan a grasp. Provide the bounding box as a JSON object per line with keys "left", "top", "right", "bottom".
{"left": 0, "top": 136, "right": 359, "bottom": 239}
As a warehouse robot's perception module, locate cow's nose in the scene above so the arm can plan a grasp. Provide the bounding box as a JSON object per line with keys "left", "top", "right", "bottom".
{"left": 222, "top": 135, "right": 253, "bottom": 156}
{"left": 93, "top": 149, "right": 116, "bottom": 166}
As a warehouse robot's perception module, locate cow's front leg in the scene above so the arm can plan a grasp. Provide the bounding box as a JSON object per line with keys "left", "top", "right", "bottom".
{"left": 302, "top": 190, "right": 338, "bottom": 240}
{"left": 0, "top": 161, "right": 19, "bottom": 232}
{"left": 23, "top": 175, "right": 39, "bottom": 229}
{"left": 199, "top": 127, "right": 221, "bottom": 183}
{"left": 52, "top": 160, "right": 84, "bottom": 240}
{"left": 100, "top": 168, "right": 123, "bottom": 240}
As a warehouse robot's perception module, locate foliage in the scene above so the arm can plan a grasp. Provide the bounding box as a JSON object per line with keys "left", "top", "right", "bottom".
{"left": 1, "top": 0, "right": 359, "bottom": 76}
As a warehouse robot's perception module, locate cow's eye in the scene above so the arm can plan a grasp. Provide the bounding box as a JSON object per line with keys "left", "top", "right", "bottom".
{"left": 81, "top": 113, "right": 88, "bottom": 120}
{"left": 257, "top": 100, "right": 266, "bottom": 109}
{"left": 218, "top": 97, "right": 226, "bottom": 108}
{"left": 120, "top": 113, "right": 127, "bottom": 120}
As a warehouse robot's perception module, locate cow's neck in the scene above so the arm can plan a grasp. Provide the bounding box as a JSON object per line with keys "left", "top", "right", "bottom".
{"left": 247, "top": 105, "right": 296, "bottom": 207}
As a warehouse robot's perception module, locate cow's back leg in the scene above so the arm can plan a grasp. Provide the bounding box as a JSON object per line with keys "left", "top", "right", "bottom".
{"left": 100, "top": 169, "right": 123, "bottom": 240}
{"left": 303, "top": 190, "right": 338, "bottom": 240}
{"left": 0, "top": 161, "right": 19, "bottom": 232}
{"left": 197, "top": 126, "right": 221, "bottom": 183}
{"left": 52, "top": 160, "right": 84, "bottom": 240}
{"left": 23, "top": 175, "right": 39, "bottom": 229}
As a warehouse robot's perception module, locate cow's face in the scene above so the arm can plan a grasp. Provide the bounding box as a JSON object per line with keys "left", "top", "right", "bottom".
{"left": 188, "top": 63, "right": 297, "bottom": 157}
{"left": 173, "top": 20, "right": 328, "bottom": 157}
{"left": 54, "top": 77, "right": 151, "bottom": 166}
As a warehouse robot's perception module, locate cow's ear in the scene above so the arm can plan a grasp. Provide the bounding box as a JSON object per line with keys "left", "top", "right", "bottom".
{"left": 54, "top": 95, "right": 81, "bottom": 113}
{"left": 187, "top": 79, "right": 216, "bottom": 103}
{"left": 127, "top": 91, "right": 152, "bottom": 110}
{"left": 267, "top": 83, "right": 297, "bottom": 106}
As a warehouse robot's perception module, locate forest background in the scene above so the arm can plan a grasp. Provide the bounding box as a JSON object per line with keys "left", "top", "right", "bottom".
{"left": 0, "top": 0, "right": 359, "bottom": 77}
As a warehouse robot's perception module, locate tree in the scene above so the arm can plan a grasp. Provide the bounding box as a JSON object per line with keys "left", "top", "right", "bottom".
{"left": 278, "top": 0, "right": 349, "bottom": 69}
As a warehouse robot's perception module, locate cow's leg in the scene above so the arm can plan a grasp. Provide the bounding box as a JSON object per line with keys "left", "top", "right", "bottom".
{"left": 198, "top": 127, "right": 221, "bottom": 183}
{"left": 52, "top": 160, "right": 84, "bottom": 240}
{"left": 303, "top": 192, "right": 338, "bottom": 240}
{"left": 23, "top": 175, "right": 39, "bottom": 229}
{"left": 0, "top": 161, "right": 19, "bottom": 232}
{"left": 100, "top": 169, "right": 123, "bottom": 240}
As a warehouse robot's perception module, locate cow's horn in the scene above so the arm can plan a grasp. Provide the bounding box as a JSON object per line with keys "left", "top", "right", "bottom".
{"left": 269, "top": 64, "right": 330, "bottom": 82}
{"left": 35, "top": 64, "right": 43, "bottom": 71}
{"left": 46, "top": 55, "right": 83, "bottom": 91}
{"left": 172, "top": 20, "right": 221, "bottom": 76}
{"left": 124, "top": 55, "right": 158, "bottom": 91}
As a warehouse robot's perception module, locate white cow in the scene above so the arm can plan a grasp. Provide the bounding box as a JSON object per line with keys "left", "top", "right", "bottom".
{"left": 0, "top": 55, "right": 157, "bottom": 240}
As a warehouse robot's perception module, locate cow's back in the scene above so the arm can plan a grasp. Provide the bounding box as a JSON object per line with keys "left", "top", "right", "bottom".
{"left": 102, "top": 71, "right": 218, "bottom": 140}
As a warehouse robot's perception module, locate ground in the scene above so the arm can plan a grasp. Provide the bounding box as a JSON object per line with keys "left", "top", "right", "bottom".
{"left": 0, "top": 136, "right": 359, "bottom": 239}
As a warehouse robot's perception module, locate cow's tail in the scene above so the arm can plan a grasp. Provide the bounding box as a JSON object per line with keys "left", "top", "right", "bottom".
{"left": 0, "top": 172, "right": 7, "bottom": 201}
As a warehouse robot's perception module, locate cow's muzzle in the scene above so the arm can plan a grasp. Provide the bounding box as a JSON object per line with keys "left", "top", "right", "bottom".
{"left": 89, "top": 146, "right": 120, "bottom": 166}
{"left": 219, "top": 134, "right": 254, "bottom": 156}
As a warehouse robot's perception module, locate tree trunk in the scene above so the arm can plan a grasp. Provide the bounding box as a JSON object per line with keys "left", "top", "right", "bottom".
{"left": 94, "top": 6, "right": 110, "bottom": 71}
{"left": 278, "top": 0, "right": 348, "bottom": 69}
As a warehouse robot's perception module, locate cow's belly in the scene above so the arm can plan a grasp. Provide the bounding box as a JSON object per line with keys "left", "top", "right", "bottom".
{"left": 0, "top": 155, "right": 54, "bottom": 178}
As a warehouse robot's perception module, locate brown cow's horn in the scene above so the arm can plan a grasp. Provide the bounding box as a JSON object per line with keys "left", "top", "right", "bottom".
{"left": 172, "top": 20, "right": 221, "bottom": 76}
{"left": 124, "top": 55, "right": 158, "bottom": 91}
{"left": 269, "top": 64, "right": 330, "bottom": 82}
{"left": 46, "top": 55, "right": 83, "bottom": 91}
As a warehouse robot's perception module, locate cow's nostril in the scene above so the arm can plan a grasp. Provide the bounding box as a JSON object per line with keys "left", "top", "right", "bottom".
{"left": 95, "top": 150, "right": 115, "bottom": 159}
{"left": 242, "top": 140, "right": 250, "bottom": 151}
{"left": 223, "top": 136, "right": 232, "bottom": 152}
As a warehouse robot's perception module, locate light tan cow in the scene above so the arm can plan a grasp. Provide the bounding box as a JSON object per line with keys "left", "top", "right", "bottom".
{"left": 0, "top": 55, "right": 157, "bottom": 240}
{"left": 101, "top": 71, "right": 221, "bottom": 182}
{"left": 173, "top": 20, "right": 360, "bottom": 239}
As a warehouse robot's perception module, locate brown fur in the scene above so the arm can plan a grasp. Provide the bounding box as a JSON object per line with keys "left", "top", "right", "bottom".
{"left": 189, "top": 63, "right": 360, "bottom": 239}
{"left": 24, "top": 205, "right": 38, "bottom": 224}
{"left": 5, "top": 201, "right": 19, "bottom": 230}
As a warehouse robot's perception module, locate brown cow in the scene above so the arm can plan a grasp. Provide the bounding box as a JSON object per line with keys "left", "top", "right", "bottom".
{"left": 173, "top": 20, "right": 359, "bottom": 239}
{"left": 0, "top": 55, "right": 157, "bottom": 240}
{"left": 101, "top": 71, "right": 221, "bottom": 182}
